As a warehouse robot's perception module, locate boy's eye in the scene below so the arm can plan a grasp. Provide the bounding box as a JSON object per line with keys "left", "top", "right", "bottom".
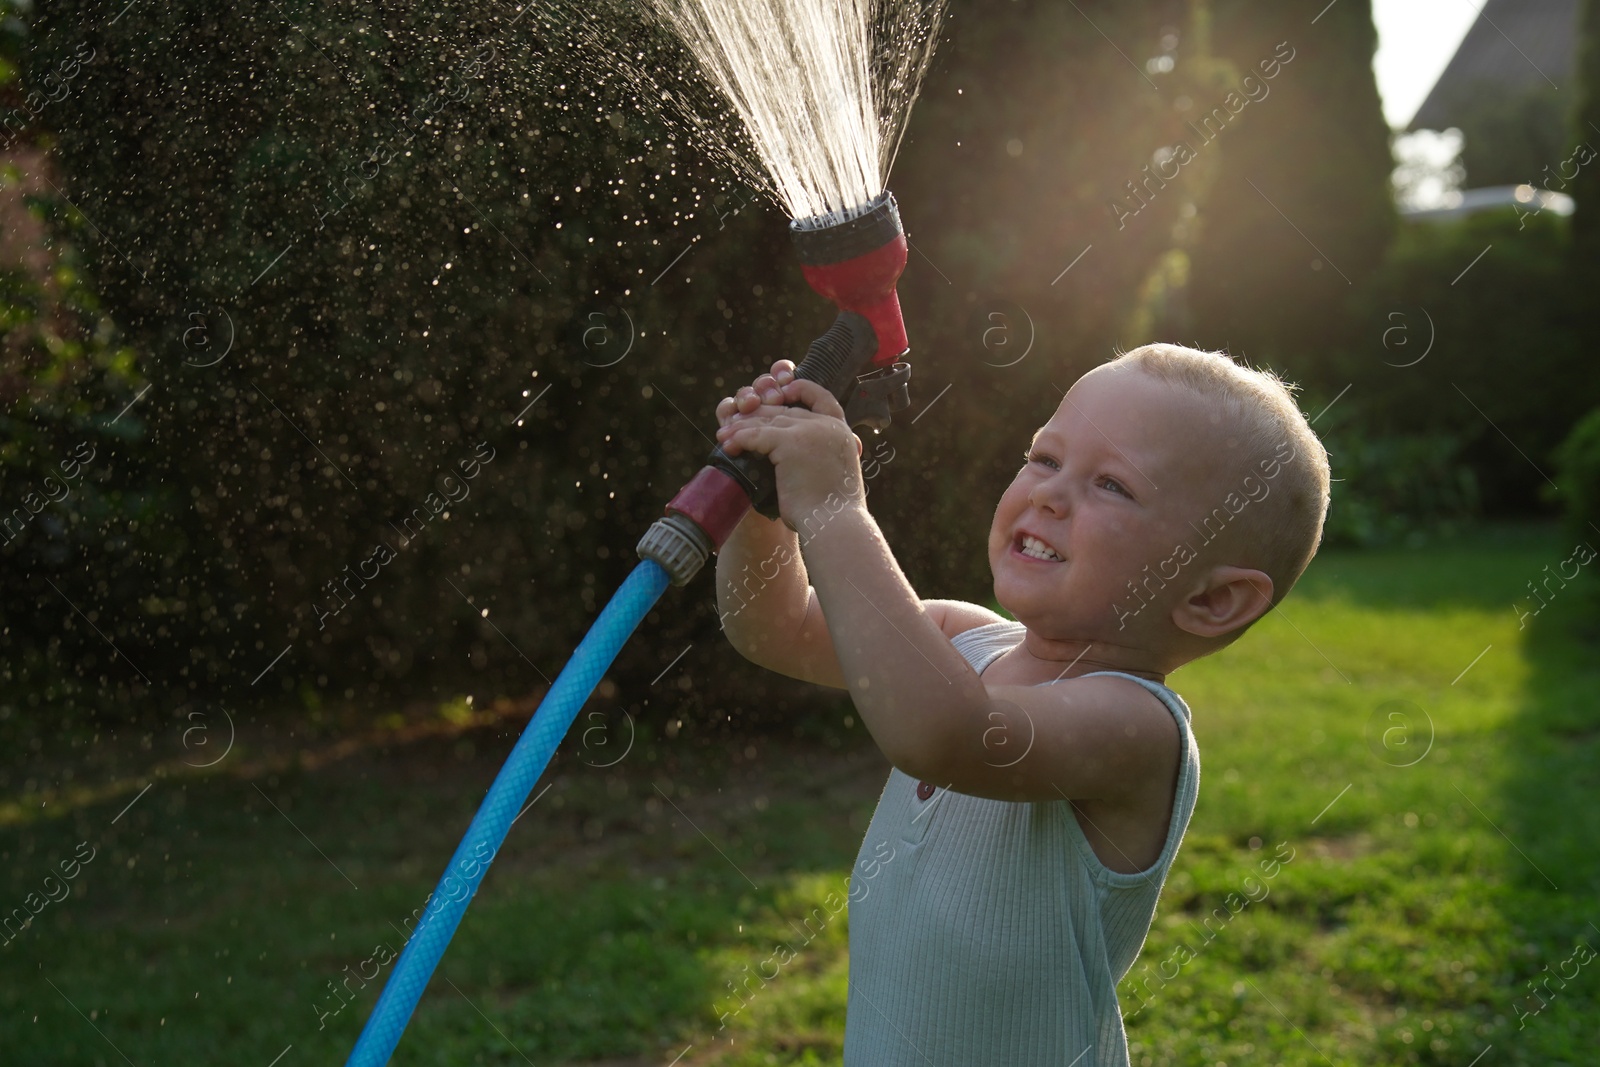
{"left": 1099, "top": 476, "right": 1131, "bottom": 498}
{"left": 1024, "top": 451, "right": 1059, "bottom": 470}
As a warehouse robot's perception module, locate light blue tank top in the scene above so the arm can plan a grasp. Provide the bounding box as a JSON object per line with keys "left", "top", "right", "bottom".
{"left": 842, "top": 620, "right": 1201, "bottom": 1067}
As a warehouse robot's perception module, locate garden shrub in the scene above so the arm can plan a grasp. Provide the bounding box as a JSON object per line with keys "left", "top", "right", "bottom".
{"left": 1319, "top": 418, "right": 1480, "bottom": 548}
{"left": 1555, "top": 406, "right": 1600, "bottom": 546}
{"left": 1324, "top": 208, "right": 1590, "bottom": 518}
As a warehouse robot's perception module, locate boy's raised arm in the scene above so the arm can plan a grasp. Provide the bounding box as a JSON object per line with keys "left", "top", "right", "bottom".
{"left": 716, "top": 509, "right": 848, "bottom": 689}
{"left": 712, "top": 358, "right": 850, "bottom": 689}
{"left": 711, "top": 359, "right": 989, "bottom": 690}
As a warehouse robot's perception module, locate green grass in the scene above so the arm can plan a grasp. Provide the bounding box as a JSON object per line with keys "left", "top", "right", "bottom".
{"left": 1119, "top": 522, "right": 1600, "bottom": 1066}
{"left": 1, "top": 522, "right": 1597, "bottom": 1065}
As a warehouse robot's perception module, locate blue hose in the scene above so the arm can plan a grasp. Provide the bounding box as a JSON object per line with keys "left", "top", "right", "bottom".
{"left": 344, "top": 558, "right": 673, "bottom": 1066}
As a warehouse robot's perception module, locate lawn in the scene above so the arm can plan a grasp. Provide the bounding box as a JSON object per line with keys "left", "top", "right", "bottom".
{"left": 1, "top": 522, "right": 1596, "bottom": 1066}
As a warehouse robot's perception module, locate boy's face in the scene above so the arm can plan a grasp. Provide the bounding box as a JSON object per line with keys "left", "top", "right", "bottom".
{"left": 987, "top": 364, "right": 1231, "bottom": 642}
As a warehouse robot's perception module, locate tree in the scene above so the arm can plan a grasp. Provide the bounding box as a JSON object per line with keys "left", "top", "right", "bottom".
{"left": 1186, "top": 0, "right": 1396, "bottom": 373}
{"left": 1448, "top": 82, "right": 1571, "bottom": 189}
{"left": 5, "top": 0, "right": 1209, "bottom": 725}
{"left": 1574, "top": 0, "right": 1600, "bottom": 269}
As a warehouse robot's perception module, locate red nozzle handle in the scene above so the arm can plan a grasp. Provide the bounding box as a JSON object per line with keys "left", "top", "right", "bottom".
{"left": 663, "top": 312, "right": 878, "bottom": 546}
{"left": 791, "top": 192, "right": 910, "bottom": 368}
{"left": 640, "top": 192, "right": 916, "bottom": 584}
{"left": 798, "top": 235, "right": 908, "bottom": 368}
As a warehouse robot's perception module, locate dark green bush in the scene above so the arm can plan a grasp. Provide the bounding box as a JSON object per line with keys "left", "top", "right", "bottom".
{"left": 1319, "top": 420, "right": 1480, "bottom": 548}
{"left": 0, "top": 158, "right": 158, "bottom": 715}
{"left": 1321, "top": 207, "right": 1591, "bottom": 518}
{"left": 2, "top": 0, "right": 1195, "bottom": 730}
{"left": 1554, "top": 407, "right": 1600, "bottom": 546}
{"left": 1189, "top": 0, "right": 1397, "bottom": 361}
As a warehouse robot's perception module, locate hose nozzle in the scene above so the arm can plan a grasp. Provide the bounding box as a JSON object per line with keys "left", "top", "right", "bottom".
{"left": 638, "top": 191, "right": 914, "bottom": 586}
{"left": 790, "top": 191, "right": 909, "bottom": 368}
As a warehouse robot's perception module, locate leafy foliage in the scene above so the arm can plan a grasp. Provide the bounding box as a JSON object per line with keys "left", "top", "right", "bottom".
{"left": 1, "top": 0, "right": 1198, "bottom": 726}
{"left": 1319, "top": 421, "right": 1479, "bottom": 548}
{"left": 1574, "top": 0, "right": 1600, "bottom": 269}
{"left": 1437, "top": 82, "right": 1573, "bottom": 190}
{"left": 1554, "top": 406, "right": 1600, "bottom": 546}
{"left": 1322, "top": 208, "right": 1591, "bottom": 518}
{"left": 1187, "top": 0, "right": 1397, "bottom": 367}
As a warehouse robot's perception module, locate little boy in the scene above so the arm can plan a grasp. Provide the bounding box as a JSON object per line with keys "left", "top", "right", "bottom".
{"left": 711, "top": 343, "right": 1330, "bottom": 1066}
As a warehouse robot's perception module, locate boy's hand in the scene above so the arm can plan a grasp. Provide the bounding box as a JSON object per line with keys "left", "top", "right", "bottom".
{"left": 715, "top": 359, "right": 797, "bottom": 430}
{"left": 714, "top": 367, "right": 866, "bottom": 531}
{"left": 715, "top": 359, "right": 863, "bottom": 456}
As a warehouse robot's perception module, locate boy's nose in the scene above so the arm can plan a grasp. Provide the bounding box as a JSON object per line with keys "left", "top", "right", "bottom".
{"left": 1028, "top": 476, "right": 1071, "bottom": 516}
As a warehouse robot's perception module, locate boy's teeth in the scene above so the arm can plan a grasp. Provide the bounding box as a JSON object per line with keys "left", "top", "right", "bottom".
{"left": 1020, "top": 535, "right": 1063, "bottom": 561}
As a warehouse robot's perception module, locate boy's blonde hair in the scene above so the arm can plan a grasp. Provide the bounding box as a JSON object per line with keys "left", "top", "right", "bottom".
{"left": 1110, "top": 343, "right": 1331, "bottom": 612}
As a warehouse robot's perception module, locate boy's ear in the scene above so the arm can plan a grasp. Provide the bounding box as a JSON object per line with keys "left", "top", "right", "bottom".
{"left": 1171, "top": 566, "right": 1274, "bottom": 639}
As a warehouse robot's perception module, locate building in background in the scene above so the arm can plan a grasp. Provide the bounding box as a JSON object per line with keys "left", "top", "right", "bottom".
{"left": 1403, "top": 0, "right": 1582, "bottom": 218}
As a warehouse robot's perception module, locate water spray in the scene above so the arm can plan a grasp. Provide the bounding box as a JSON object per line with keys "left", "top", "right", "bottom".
{"left": 345, "top": 200, "right": 913, "bottom": 1065}
{"left": 345, "top": 0, "right": 941, "bottom": 1058}
{"left": 637, "top": 189, "right": 912, "bottom": 585}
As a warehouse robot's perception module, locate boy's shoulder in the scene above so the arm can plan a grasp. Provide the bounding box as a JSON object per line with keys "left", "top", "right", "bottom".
{"left": 922, "top": 599, "right": 1012, "bottom": 641}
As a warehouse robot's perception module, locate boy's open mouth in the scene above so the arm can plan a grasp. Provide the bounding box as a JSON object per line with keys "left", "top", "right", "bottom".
{"left": 1013, "top": 532, "right": 1065, "bottom": 563}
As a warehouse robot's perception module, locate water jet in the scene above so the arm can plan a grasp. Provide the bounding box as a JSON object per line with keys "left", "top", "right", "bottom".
{"left": 345, "top": 3, "right": 943, "bottom": 1061}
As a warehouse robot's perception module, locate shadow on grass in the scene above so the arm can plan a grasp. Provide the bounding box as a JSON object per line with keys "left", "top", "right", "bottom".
{"left": 1486, "top": 568, "right": 1600, "bottom": 1067}
{"left": 0, "top": 690, "right": 886, "bottom": 1066}
{"left": 1314, "top": 523, "right": 1600, "bottom": 1065}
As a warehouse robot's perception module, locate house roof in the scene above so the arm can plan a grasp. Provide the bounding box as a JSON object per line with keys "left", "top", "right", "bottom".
{"left": 1408, "top": 0, "right": 1579, "bottom": 130}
